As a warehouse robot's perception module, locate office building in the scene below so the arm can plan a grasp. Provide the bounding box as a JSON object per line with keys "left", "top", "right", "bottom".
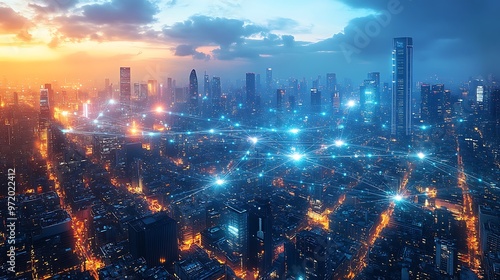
{"left": 128, "top": 212, "right": 178, "bottom": 267}
{"left": 392, "top": 37, "right": 413, "bottom": 138}
{"left": 120, "top": 67, "right": 131, "bottom": 112}
{"left": 189, "top": 69, "right": 199, "bottom": 115}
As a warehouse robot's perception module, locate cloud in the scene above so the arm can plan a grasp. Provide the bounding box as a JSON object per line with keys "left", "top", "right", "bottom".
{"left": 81, "top": 0, "right": 158, "bottom": 25}
{"left": 163, "top": 15, "right": 266, "bottom": 48}
{"left": 28, "top": 0, "right": 79, "bottom": 14}
{"left": 0, "top": 5, "right": 33, "bottom": 41}
{"left": 48, "top": 0, "right": 160, "bottom": 46}
{"left": 267, "top": 18, "right": 299, "bottom": 31}
{"left": 174, "top": 44, "right": 210, "bottom": 60}
{"left": 0, "top": 6, "right": 30, "bottom": 31}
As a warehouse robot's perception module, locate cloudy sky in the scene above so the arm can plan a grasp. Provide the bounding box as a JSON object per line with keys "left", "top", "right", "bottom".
{"left": 0, "top": 0, "right": 498, "bottom": 86}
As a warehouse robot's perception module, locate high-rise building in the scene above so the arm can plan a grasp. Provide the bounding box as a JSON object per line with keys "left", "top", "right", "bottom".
{"left": 211, "top": 77, "right": 221, "bottom": 112}
{"left": 120, "top": 67, "right": 131, "bottom": 112}
{"left": 435, "top": 238, "right": 457, "bottom": 277}
{"left": 266, "top": 68, "right": 273, "bottom": 95}
{"left": 128, "top": 212, "right": 178, "bottom": 267}
{"left": 430, "top": 84, "right": 445, "bottom": 125}
{"left": 326, "top": 73, "right": 339, "bottom": 112}
{"left": 246, "top": 73, "right": 256, "bottom": 112}
{"left": 226, "top": 203, "right": 248, "bottom": 271}
{"left": 360, "top": 78, "right": 380, "bottom": 124}
{"left": 203, "top": 73, "right": 210, "bottom": 99}
{"left": 276, "top": 89, "right": 285, "bottom": 112}
{"left": 392, "top": 37, "right": 413, "bottom": 138}
{"left": 490, "top": 88, "right": 500, "bottom": 141}
{"left": 248, "top": 198, "right": 273, "bottom": 274}
{"left": 147, "top": 79, "right": 158, "bottom": 99}
{"left": 368, "top": 72, "right": 381, "bottom": 105}
{"left": 188, "top": 69, "right": 198, "bottom": 115}
{"left": 420, "top": 84, "right": 430, "bottom": 123}
{"left": 310, "top": 88, "right": 321, "bottom": 113}
{"left": 295, "top": 230, "right": 332, "bottom": 280}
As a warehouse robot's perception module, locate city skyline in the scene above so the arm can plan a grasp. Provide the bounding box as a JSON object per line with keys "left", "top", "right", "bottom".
{"left": 1, "top": 1, "right": 500, "bottom": 280}
{"left": 0, "top": 1, "right": 499, "bottom": 85}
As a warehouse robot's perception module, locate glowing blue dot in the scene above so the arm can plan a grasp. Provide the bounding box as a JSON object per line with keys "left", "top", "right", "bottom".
{"left": 347, "top": 100, "right": 356, "bottom": 107}
{"left": 249, "top": 137, "right": 258, "bottom": 144}
{"left": 289, "top": 128, "right": 300, "bottom": 134}
{"left": 290, "top": 153, "right": 304, "bottom": 161}
{"left": 93, "top": 119, "right": 98, "bottom": 124}
{"left": 209, "top": 129, "right": 215, "bottom": 134}
{"left": 215, "top": 179, "right": 225, "bottom": 186}
{"left": 99, "top": 112, "right": 104, "bottom": 117}
{"left": 235, "top": 123, "right": 240, "bottom": 127}
{"left": 259, "top": 173, "right": 263, "bottom": 177}
{"left": 417, "top": 152, "right": 425, "bottom": 159}
{"left": 334, "top": 139, "right": 345, "bottom": 147}
{"left": 142, "top": 114, "right": 146, "bottom": 118}
{"left": 393, "top": 194, "right": 403, "bottom": 202}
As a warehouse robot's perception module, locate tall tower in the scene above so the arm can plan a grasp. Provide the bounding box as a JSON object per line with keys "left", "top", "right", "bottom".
{"left": 266, "top": 68, "right": 272, "bottom": 95}
{"left": 246, "top": 73, "right": 256, "bottom": 112}
{"left": 326, "top": 73, "right": 339, "bottom": 111}
{"left": 120, "top": 67, "right": 131, "bottom": 113}
{"left": 226, "top": 203, "right": 248, "bottom": 271}
{"left": 420, "top": 84, "right": 430, "bottom": 124}
{"left": 248, "top": 198, "right": 273, "bottom": 274}
{"left": 392, "top": 37, "right": 413, "bottom": 138}
{"left": 310, "top": 88, "right": 321, "bottom": 113}
{"left": 211, "top": 77, "right": 221, "bottom": 113}
{"left": 189, "top": 69, "right": 198, "bottom": 115}
{"left": 276, "top": 89, "right": 285, "bottom": 112}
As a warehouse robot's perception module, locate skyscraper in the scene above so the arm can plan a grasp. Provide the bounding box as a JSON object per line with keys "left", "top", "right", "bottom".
{"left": 435, "top": 238, "right": 457, "bottom": 277}
{"left": 248, "top": 198, "right": 273, "bottom": 274}
{"left": 246, "top": 73, "right": 256, "bottom": 112}
{"left": 188, "top": 69, "right": 198, "bottom": 115}
{"left": 204, "top": 72, "right": 210, "bottom": 97}
{"left": 211, "top": 77, "right": 221, "bottom": 113}
{"left": 326, "top": 73, "right": 339, "bottom": 112}
{"left": 360, "top": 79, "right": 378, "bottom": 123}
{"left": 310, "top": 88, "right": 321, "bottom": 113}
{"left": 266, "top": 68, "right": 272, "bottom": 95}
{"left": 226, "top": 203, "right": 248, "bottom": 271}
{"left": 420, "top": 84, "right": 430, "bottom": 124}
{"left": 128, "top": 212, "right": 178, "bottom": 267}
{"left": 276, "top": 89, "right": 285, "bottom": 112}
{"left": 392, "top": 37, "right": 413, "bottom": 138}
{"left": 120, "top": 67, "right": 131, "bottom": 112}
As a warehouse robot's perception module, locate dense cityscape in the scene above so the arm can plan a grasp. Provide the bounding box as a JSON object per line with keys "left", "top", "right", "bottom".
{"left": 1, "top": 1, "right": 500, "bottom": 280}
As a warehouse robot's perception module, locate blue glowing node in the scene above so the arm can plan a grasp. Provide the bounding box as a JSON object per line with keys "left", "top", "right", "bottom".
{"left": 289, "top": 128, "right": 300, "bottom": 134}
{"left": 259, "top": 173, "right": 263, "bottom": 177}
{"left": 417, "top": 152, "right": 425, "bottom": 159}
{"left": 393, "top": 194, "right": 403, "bottom": 202}
{"left": 215, "top": 179, "right": 225, "bottom": 186}
{"left": 290, "top": 153, "right": 304, "bottom": 161}
{"left": 108, "top": 99, "right": 116, "bottom": 105}
{"left": 249, "top": 137, "right": 258, "bottom": 144}
{"left": 334, "top": 139, "right": 345, "bottom": 147}
{"left": 98, "top": 112, "right": 104, "bottom": 117}
{"left": 93, "top": 119, "right": 98, "bottom": 124}
{"left": 209, "top": 129, "right": 215, "bottom": 134}
{"left": 347, "top": 100, "right": 356, "bottom": 108}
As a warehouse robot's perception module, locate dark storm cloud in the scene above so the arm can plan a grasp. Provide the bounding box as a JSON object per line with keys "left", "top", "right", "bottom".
{"left": 305, "top": 0, "right": 500, "bottom": 79}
